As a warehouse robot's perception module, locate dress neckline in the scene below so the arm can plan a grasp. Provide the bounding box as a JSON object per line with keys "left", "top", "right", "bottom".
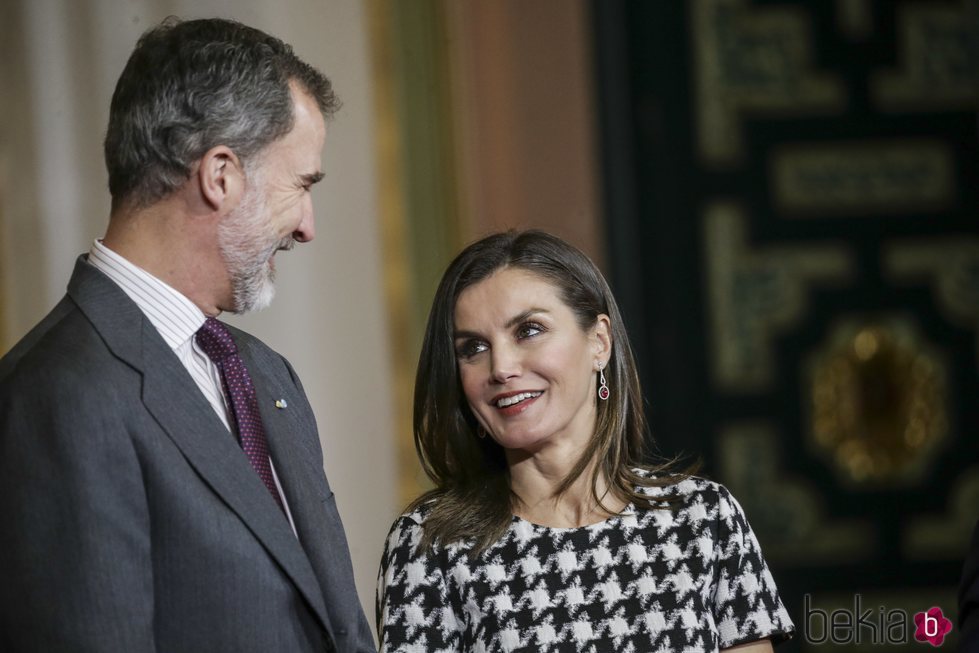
{"left": 509, "top": 503, "right": 638, "bottom": 532}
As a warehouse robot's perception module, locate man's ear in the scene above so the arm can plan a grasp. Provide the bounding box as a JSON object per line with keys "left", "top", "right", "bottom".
{"left": 198, "top": 146, "right": 243, "bottom": 211}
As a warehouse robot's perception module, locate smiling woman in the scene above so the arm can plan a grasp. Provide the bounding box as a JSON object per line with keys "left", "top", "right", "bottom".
{"left": 376, "top": 230, "right": 796, "bottom": 652}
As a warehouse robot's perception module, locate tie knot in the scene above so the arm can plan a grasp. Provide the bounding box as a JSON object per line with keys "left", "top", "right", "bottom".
{"left": 195, "top": 317, "right": 238, "bottom": 363}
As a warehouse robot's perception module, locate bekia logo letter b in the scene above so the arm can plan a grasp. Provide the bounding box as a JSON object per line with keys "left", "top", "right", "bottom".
{"left": 913, "top": 607, "right": 952, "bottom": 647}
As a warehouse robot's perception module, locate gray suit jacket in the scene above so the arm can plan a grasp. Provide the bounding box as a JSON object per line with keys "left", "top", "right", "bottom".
{"left": 0, "top": 257, "right": 376, "bottom": 652}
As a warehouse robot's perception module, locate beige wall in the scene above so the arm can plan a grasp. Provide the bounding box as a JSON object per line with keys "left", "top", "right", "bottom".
{"left": 371, "top": 0, "right": 604, "bottom": 506}
{"left": 447, "top": 0, "right": 603, "bottom": 264}
{"left": 0, "top": 0, "right": 397, "bottom": 627}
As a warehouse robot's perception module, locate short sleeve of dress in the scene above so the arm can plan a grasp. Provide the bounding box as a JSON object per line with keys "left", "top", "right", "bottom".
{"left": 712, "top": 484, "right": 795, "bottom": 648}
{"left": 376, "top": 513, "right": 465, "bottom": 653}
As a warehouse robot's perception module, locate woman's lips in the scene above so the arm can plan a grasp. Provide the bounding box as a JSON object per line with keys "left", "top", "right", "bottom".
{"left": 494, "top": 391, "right": 543, "bottom": 417}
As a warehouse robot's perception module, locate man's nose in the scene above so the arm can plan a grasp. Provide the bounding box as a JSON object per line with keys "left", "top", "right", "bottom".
{"left": 293, "top": 195, "right": 315, "bottom": 242}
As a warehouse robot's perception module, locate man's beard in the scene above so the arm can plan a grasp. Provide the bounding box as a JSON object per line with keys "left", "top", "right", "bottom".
{"left": 217, "top": 170, "right": 293, "bottom": 314}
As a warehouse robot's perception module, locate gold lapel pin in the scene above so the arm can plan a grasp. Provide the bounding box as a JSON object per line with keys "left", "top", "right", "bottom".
{"left": 274, "top": 399, "right": 288, "bottom": 409}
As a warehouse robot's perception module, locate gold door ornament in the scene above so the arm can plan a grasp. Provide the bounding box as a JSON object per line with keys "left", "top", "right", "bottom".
{"left": 806, "top": 317, "right": 948, "bottom": 486}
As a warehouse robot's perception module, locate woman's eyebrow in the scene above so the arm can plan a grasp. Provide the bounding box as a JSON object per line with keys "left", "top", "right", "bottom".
{"left": 454, "top": 308, "right": 550, "bottom": 339}
{"left": 504, "top": 308, "right": 548, "bottom": 329}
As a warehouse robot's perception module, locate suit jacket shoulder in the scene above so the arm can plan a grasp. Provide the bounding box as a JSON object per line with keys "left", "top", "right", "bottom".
{"left": 0, "top": 257, "right": 376, "bottom": 653}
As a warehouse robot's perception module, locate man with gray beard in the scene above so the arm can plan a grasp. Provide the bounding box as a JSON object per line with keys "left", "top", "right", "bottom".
{"left": 0, "top": 17, "right": 375, "bottom": 653}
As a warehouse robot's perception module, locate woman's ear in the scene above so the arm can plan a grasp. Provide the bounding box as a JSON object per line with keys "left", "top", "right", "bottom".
{"left": 592, "top": 314, "right": 613, "bottom": 367}
{"left": 197, "top": 145, "right": 244, "bottom": 211}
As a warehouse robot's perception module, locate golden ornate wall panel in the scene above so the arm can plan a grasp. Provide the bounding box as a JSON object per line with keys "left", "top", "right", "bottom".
{"left": 872, "top": 0, "right": 979, "bottom": 111}
{"left": 772, "top": 140, "right": 955, "bottom": 216}
{"left": 718, "top": 423, "right": 875, "bottom": 565}
{"left": 594, "top": 1, "right": 978, "bottom": 649}
{"left": 885, "top": 239, "right": 979, "bottom": 369}
{"left": 705, "top": 202, "right": 852, "bottom": 390}
{"left": 691, "top": 0, "right": 846, "bottom": 167}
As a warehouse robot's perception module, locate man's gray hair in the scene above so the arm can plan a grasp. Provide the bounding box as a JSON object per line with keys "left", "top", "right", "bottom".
{"left": 104, "top": 17, "right": 339, "bottom": 208}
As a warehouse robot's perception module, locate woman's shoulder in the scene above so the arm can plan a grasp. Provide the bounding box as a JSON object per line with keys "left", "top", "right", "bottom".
{"left": 631, "top": 468, "right": 739, "bottom": 509}
{"left": 388, "top": 499, "right": 436, "bottom": 531}
{"left": 383, "top": 499, "right": 480, "bottom": 560}
{"left": 384, "top": 498, "right": 464, "bottom": 545}
{"left": 381, "top": 502, "right": 434, "bottom": 561}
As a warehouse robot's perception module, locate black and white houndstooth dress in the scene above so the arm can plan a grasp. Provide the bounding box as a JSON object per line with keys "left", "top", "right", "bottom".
{"left": 376, "top": 475, "right": 794, "bottom": 652}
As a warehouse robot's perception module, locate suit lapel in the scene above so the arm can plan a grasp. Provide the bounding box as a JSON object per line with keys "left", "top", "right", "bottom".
{"left": 247, "top": 362, "right": 331, "bottom": 507}
{"left": 139, "top": 350, "right": 333, "bottom": 635}
{"left": 67, "top": 258, "right": 333, "bottom": 636}
{"left": 236, "top": 340, "right": 347, "bottom": 605}
{"left": 237, "top": 335, "right": 372, "bottom": 644}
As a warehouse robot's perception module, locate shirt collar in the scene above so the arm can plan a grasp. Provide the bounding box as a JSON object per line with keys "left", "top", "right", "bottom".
{"left": 88, "top": 239, "right": 207, "bottom": 350}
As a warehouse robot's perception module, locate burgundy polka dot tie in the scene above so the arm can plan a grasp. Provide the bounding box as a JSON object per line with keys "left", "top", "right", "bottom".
{"left": 196, "top": 317, "right": 284, "bottom": 512}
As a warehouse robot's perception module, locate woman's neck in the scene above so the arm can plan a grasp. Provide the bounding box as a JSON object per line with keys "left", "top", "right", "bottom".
{"left": 507, "top": 446, "right": 627, "bottom": 528}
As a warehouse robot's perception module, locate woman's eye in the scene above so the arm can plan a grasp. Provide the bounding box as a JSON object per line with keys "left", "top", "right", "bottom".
{"left": 516, "top": 322, "right": 544, "bottom": 339}
{"left": 456, "top": 340, "right": 488, "bottom": 359}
